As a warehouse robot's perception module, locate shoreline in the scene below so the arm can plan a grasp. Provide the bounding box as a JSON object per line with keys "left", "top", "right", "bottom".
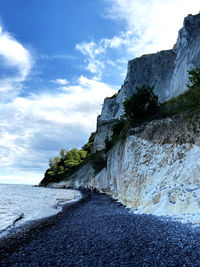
{"left": 0, "top": 185, "right": 82, "bottom": 239}
{"left": 1, "top": 191, "right": 200, "bottom": 266}
{"left": 0, "top": 189, "right": 88, "bottom": 254}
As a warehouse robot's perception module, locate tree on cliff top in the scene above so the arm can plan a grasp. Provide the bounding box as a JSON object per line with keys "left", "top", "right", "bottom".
{"left": 123, "top": 85, "right": 159, "bottom": 122}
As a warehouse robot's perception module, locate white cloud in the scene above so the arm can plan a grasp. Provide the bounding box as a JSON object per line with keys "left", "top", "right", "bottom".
{"left": 0, "top": 76, "right": 117, "bottom": 184}
{"left": 76, "top": 0, "right": 200, "bottom": 82}
{"left": 101, "top": 31, "right": 133, "bottom": 49}
{"left": 76, "top": 41, "right": 106, "bottom": 78}
{"left": 105, "top": 0, "right": 200, "bottom": 54}
{"left": 0, "top": 21, "right": 118, "bottom": 185}
{"left": 0, "top": 30, "right": 31, "bottom": 80}
{"left": 0, "top": 26, "right": 33, "bottom": 97}
{"left": 51, "top": 78, "right": 69, "bottom": 85}
{"left": 75, "top": 32, "right": 133, "bottom": 80}
{"left": 2, "top": 1, "right": 200, "bottom": 185}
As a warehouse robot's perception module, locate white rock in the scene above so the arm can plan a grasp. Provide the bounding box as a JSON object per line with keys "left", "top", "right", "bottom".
{"left": 93, "top": 13, "right": 200, "bottom": 152}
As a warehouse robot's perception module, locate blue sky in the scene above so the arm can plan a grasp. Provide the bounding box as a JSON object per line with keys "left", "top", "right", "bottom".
{"left": 0, "top": 0, "right": 199, "bottom": 185}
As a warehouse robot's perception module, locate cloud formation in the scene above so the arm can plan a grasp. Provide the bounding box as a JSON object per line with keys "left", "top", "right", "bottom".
{"left": 76, "top": 31, "right": 133, "bottom": 81}
{"left": 0, "top": 25, "right": 32, "bottom": 95}
{"left": 105, "top": 0, "right": 200, "bottom": 53}
{"left": 0, "top": 22, "right": 117, "bottom": 184}
{"left": 51, "top": 78, "right": 69, "bottom": 85}
{"left": 1, "top": 1, "right": 200, "bottom": 184}
{"left": 76, "top": 41, "right": 105, "bottom": 79}
{"left": 0, "top": 75, "right": 116, "bottom": 184}
{"left": 76, "top": 0, "right": 200, "bottom": 81}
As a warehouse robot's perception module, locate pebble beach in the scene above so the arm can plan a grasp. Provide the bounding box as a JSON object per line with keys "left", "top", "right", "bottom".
{"left": 0, "top": 191, "right": 200, "bottom": 266}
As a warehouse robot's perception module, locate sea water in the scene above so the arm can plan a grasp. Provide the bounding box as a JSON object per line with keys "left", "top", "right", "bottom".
{"left": 0, "top": 184, "right": 81, "bottom": 237}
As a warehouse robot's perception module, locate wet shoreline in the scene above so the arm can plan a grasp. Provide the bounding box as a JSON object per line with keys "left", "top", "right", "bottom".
{"left": 1, "top": 191, "right": 200, "bottom": 266}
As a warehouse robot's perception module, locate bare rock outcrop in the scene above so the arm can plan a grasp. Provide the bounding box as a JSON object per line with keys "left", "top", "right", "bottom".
{"left": 93, "top": 13, "right": 200, "bottom": 152}
{"left": 57, "top": 114, "right": 200, "bottom": 224}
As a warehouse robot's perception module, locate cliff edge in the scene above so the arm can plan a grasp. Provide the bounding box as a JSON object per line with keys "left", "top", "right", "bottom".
{"left": 42, "top": 13, "right": 200, "bottom": 224}
{"left": 93, "top": 13, "right": 200, "bottom": 151}
{"left": 52, "top": 114, "right": 200, "bottom": 224}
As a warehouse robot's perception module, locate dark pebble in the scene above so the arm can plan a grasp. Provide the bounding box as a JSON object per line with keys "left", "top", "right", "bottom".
{"left": 0, "top": 191, "right": 200, "bottom": 266}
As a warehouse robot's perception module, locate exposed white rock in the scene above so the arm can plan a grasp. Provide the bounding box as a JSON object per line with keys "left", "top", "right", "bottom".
{"left": 92, "top": 119, "right": 117, "bottom": 152}
{"left": 54, "top": 115, "right": 200, "bottom": 224}
{"left": 93, "top": 13, "right": 200, "bottom": 152}
{"left": 50, "top": 13, "right": 200, "bottom": 225}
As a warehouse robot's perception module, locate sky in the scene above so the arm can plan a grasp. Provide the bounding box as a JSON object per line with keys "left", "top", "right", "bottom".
{"left": 0, "top": 0, "right": 199, "bottom": 185}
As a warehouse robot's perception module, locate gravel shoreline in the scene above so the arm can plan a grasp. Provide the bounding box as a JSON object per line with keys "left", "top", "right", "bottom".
{"left": 0, "top": 191, "right": 200, "bottom": 266}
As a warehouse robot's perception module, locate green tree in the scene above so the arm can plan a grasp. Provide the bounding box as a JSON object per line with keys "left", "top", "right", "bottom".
{"left": 79, "top": 150, "right": 87, "bottom": 160}
{"left": 63, "top": 148, "right": 88, "bottom": 170}
{"left": 43, "top": 147, "right": 88, "bottom": 184}
{"left": 60, "top": 149, "right": 67, "bottom": 159}
{"left": 187, "top": 68, "right": 200, "bottom": 89}
{"left": 48, "top": 156, "right": 60, "bottom": 169}
{"left": 123, "top": 85, "right": 159, "bottom": 121}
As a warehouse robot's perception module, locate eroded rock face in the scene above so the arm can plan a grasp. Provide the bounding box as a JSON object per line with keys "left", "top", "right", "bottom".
{"left": 92, "top": 118, "right": 117, "bottom": 152}
{"left": 58, "top": 115, "right": 200, "bottom": 224}
{"left": 170, "top": 14, "right": 200, "bottom": 99}
{"left": 50, "top": 13, "right": 200, "bottom": 224}
{"left": 93, "top": 13, "right": 200, "bottom": 152}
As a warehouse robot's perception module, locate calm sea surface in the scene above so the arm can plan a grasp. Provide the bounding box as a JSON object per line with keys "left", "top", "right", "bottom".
{"left": 0, "top": 184, "right": 80, "bottom": 237}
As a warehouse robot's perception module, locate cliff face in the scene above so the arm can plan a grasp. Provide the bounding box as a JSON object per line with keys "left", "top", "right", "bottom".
{"left": 53, "top": 114, "right": 200, "bottom": 224}
{"left": 93, "top": 13, "right": 200, "bottom": 151}
{"left": 47, "top": 13, "right": 200, "bottom": 224}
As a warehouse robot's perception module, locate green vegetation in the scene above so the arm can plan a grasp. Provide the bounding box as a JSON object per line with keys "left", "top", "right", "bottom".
{"left": 41, "top": 148, "right": 107, "bottom": 185}
{"left": 82, "top": 132, "right": 95, "bottom": 154}
{"left": 41, "top": 132, "right": 94, "bottom": 185}
{"left": 105, "top": 85, "right": 160, "bottom": 151}
{"left": 187, "top": 68, "right": 200, "bottom": 88}
{"left": 105, "top": 119, "right": 129, "bottom": 152}
{"left": 105, "top": 68, "right": 200, "bottom": 152}
{"left": 41, "top": 148, "right": 88, "bottom": 185}
{"left": 163, "top": 68, "right": 200, "bottom": 116}
{"left": 42, "top": 67, "right": 200, "bottom": 184}
{"left": 105, "top": 92, "right": 118, "bottom": 99}
{"left": 87, "top": 150, "right": 107, "bottom": 175}
{"left": 123, "top": 85, "right": 159, "bottom": 122}
{"left": 41, "top": 131, "right": 107, "bottom": 185}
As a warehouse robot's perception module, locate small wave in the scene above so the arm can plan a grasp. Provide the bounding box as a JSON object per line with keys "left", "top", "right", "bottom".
{"left": 0, "top": 184, "right": 81, "bottom": 239}
{"left": 0, "top": 213, "right": 24, "bottom": 234}
{"left": 0, "top": 213, "right": 24, "bottom": 239}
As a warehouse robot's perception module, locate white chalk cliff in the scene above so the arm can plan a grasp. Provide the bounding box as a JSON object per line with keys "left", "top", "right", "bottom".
{"left": 51, "top": 13, "right": 200, "bottom": 224}
{"left": 93, "top": 13, "right": 200, "bottom": 151}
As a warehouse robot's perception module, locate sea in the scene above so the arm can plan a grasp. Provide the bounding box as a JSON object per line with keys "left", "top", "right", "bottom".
{"left": 0, "top": 184, "right": 81, "bottom": 238}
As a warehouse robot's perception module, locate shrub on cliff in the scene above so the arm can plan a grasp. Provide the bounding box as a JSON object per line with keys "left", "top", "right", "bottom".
{"left": 105, "top": 86, "right": 160, "bottom": 152}
{"left": 82, "top": 132, "right": 95, "bottom": 154}
{"left": 123, "top": 85, "right": 159, "bottom": 122}
{"left": 187, "top": 67, "right": 200, "bottom": 89}
{"left": 105, "top": 119, "right": 127, "bottom": 152}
